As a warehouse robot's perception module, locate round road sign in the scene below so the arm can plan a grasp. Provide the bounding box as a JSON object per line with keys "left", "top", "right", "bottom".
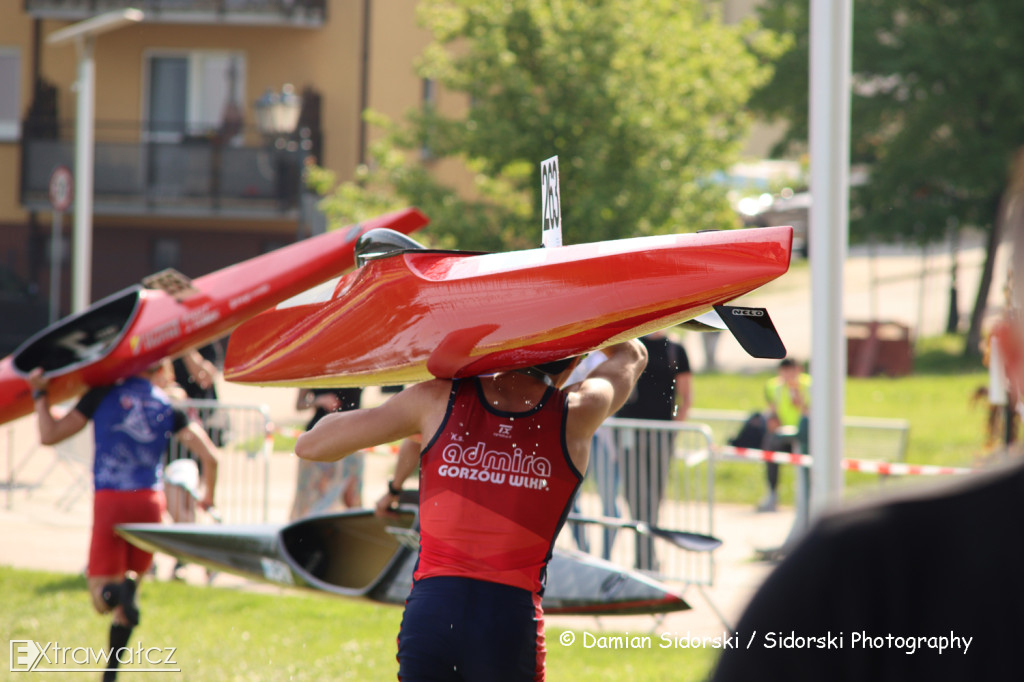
{"left": 49, "top": 165, "right": 74, "bottom": 212}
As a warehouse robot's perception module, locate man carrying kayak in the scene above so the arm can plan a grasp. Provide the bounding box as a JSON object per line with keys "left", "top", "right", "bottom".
{"left": 296, "top": 340, "right": 647, "bottom": 681}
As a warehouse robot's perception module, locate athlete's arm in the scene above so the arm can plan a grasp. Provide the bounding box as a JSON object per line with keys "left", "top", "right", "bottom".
{"left": 176, "top": 422, "right": 220, "bottom": 510}
{"left": 375, "top": 436, "right": 421, "bottom": 518}
{"left": 182, "top": 349, "right": 217, "bottom": 391}
{"left": 296, "top": 381, "right": 447, "bottom": 463}
{"left": 674, "top": 371, "right": 692, "bottom": 422}
{"left": 27, "top": 368, "right": 89, "bottom": 445}
{"left": 577, "top": 340, "right": 648, "bottom": 419}
{"left": 565, "top": 340, "right": 647, "bottom": 471}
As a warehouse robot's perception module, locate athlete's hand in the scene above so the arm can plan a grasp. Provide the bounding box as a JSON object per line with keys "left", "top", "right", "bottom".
{"left": 27, "top": 368, "right": 48, "bottom": 392}
{"left": 374, "top": 491, "right": 400, "bottom": 518}
{"left": 314, "top": 394, "right": 342, "bottom": 412}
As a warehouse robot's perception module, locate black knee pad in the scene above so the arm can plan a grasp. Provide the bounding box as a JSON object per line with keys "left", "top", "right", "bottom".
{"left": 119, "top": 578, "right": 140, "bottom": 627}
{"left": 100, "top": 583, "right": 120, "bottom": 609}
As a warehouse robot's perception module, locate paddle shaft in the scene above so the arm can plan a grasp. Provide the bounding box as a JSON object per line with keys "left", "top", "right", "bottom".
{"left": 391, "top": 504, "right": 719, "bottom": 552}
{"left": 567, "top": 513, "right": 722, "bottom": 552}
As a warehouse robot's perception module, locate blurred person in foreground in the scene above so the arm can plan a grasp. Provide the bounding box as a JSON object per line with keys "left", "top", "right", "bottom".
{"left": 297, "top": 341, "right": 646, "bottom": 681}
{"left": 712, "top": 187, "right": 1024, "bottom": 681}
{"left": 28, "top": 362, "right": 219, "bottom": 681}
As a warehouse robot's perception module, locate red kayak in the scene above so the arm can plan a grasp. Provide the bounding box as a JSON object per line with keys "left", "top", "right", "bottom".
{"left": 0, "top": 209, "right": 428, "bottom": 426}
{"left": 225, "top": 225, "right": 792, "bottom": 387}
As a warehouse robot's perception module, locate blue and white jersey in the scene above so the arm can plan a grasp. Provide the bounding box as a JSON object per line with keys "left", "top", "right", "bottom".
{"left": 75, "top": 377, "right": 189, "bottom": 491}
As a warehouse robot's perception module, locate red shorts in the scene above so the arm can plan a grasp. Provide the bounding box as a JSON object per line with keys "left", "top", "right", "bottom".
{"left": 89, "top": 489, "right": 165, "bottom": 578}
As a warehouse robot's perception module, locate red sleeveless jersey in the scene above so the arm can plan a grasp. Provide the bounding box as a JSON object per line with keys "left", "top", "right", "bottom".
{"left": 414, "top": 378, "right": 584, "bottom": 594}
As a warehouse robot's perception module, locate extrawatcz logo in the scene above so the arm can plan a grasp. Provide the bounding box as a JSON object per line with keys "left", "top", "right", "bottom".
{"left": 10, "top": 641, "right": 42, "bottom": 672}
{"left": 10, "top": 639, "right": 179, "bottom": 673}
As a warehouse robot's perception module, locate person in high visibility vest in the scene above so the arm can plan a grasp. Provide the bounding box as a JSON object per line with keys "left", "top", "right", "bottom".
{"left": 758, "top": 358, "right": 811, "bottom": 512}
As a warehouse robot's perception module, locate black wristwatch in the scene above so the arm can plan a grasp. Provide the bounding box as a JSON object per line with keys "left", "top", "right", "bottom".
{"left": 32, "top": 388, "right": 47, "bottom": 401}
{"left": 387, "top": 480, "right": 403, "bottom": 496}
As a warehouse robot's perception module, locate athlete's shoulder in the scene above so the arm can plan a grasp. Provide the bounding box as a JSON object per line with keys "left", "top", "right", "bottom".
{"left": 404, "top": 378, "right": 454, "bottom": 400}
{"left": 564, "top": 377, "right": 615, "bottom": 433}
{"left": 393, "top": 379, "right": 456, "bottom": 416}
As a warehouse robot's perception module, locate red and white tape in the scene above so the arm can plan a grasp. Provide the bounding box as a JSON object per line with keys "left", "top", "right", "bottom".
{"left": 717, "top": 445, "right": 974, "bottom": 477}
{"left": 274, "top": 426, "right": 304, "bottom": 440}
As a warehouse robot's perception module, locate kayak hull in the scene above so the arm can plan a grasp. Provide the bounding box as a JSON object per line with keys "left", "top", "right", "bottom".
{"left": 117, "top": 509, "right": 689, "bottom": 615}
{"left": 0, "top": 209, "right": 428, "bottom": 425}
{"left": 225, "top": 225, "right": 792, "bottom": 387}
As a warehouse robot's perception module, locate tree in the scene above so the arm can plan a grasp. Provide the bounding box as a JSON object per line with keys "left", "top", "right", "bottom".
{"left": 315, "top": 0, "right": 783, "bottom": 252}
{"left": 749, "top": 1, "right": 1024, "bottom": 357}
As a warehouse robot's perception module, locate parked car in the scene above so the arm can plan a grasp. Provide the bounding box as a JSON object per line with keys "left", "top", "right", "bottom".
{"left": 742, "top": 189, "right": 810, "bottom": 259}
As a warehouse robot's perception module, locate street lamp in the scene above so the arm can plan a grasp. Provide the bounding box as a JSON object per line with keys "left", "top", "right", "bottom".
{"left": 254, "top": 84, "right": 302, "bottom": 148}
{"left": 47, "top": 8, "right": 144, "bottom": 314}
{"left": 254, "top": 84, "right": 309, "bottom": 212}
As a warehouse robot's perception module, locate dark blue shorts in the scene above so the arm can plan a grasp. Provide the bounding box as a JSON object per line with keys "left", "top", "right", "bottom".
{"left": 397, "top": 576, "right": 545, "bottom": 681}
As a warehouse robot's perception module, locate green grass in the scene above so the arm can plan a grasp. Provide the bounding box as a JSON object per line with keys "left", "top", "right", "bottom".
{"left": 692, "top": 335, "right": 990, "bottom": 506}
{"left": 0, "top": 567, "right": 716, "bottom": 681}
{"left": 912, "top": 333, "right": 985, "bottom": 375}
{"left": 694, "top": 370, "right": 988, "bottom": 465}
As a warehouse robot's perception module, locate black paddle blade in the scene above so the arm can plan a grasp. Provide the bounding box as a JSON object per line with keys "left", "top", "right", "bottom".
{"left": 714, "top": 305, "right": 787, "bottom": 360}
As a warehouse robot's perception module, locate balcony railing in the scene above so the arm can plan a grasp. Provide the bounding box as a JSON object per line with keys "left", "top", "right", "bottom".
{"left": 21, "top": 119, "right": 309, "bottom": 220}
{"left": 24, "top": 0, "right": 326, "bottom": 28}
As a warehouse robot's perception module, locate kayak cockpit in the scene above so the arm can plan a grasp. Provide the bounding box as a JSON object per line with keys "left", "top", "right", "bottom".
{"left": 355, "top": 228, "right": 486, "bottom": 270}
{"left": 355, "top": 228, "right": 426, "bottom": 267}
{"left": 279, "top": 510, "right": 416, "bottom": 595}
{"left": 13, "top": 286, "right": 142, "bottom": 375}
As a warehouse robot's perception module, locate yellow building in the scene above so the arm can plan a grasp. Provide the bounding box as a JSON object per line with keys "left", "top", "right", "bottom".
{"left": 0, "top": 0, "right": 777, "bottom": 349}
{"left": 0, "top": 0, "right": 459, "bottom": 343}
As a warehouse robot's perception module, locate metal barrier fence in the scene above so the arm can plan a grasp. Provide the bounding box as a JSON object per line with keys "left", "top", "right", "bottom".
{"left": 168, "top": 399, "right": 273, "bottom": 524}
{"left": 3, "top": 395, "right": 272, "bottom": 518}
{"left": 4, "top": 407, "right": 94, "bottom": 511}
{"left": 689, "top": 407, "right": 910, "bottom": 462}
{"left": 4, "top": 399, "right": 272, "bottom": 523}
{"left": 560, "top": 419, "right": 721, "bottom": 620}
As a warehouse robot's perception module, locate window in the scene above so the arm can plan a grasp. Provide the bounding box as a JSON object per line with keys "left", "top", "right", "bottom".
{"left": 0, "top": 48, "right": 22, "bottom": 141}
{"left": 145, "top": 51, "right": 245, "bottom": 141}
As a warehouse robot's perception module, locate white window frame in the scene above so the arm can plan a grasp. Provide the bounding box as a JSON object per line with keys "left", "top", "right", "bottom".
{"left": 141, "top": 48, "right": 246, "bottom": 143}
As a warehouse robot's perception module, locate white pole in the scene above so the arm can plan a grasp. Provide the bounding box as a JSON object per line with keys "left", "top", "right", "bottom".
{"left": 49, "top": 211, "right": 62, "bottom": 323}
{"left": 809, "top": 0, "right": 852, "bottom": 517}
{"left": 72, "top": 35, "right": 95, "bottom": 313}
